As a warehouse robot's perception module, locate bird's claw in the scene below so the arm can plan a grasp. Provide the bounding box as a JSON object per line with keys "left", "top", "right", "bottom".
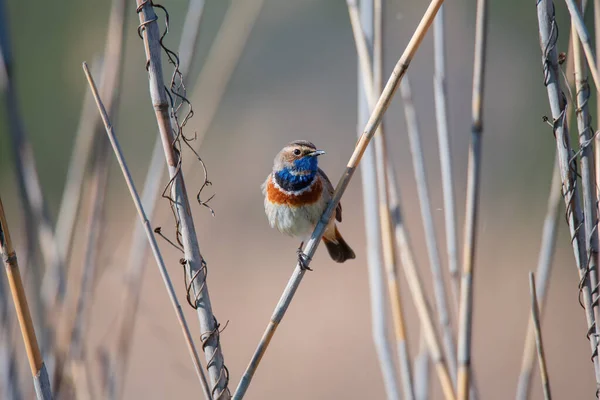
{"left": 296, "top": 244, "right": 312, "bottom": 271}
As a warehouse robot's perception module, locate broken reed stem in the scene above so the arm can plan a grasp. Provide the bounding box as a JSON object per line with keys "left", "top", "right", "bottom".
{"left": 515, "top": 158, "right": 561, "bottom": 400}
{"left": 536, "top": 0, "right": 600, "bottom": 391}
{"left": 387, "top": 165, "right": 456, "bottom": 400}
{"left": 0, "top": 197, "right": 53, "bottom": 400}
{"left": 356, "top": 0, "right": 401, "bottom": 398}
{"left": 433, "top": 3, "right": 460, "bottom": 304}
{"left": 232, "top": 1, "right": 446, "bottom": 398}
{"left": 55, "top": 60, "right": 103, "bottom": 269}
{"left": 82, "top": 62, "right": 212, "bottom": 400}
{"left": 529, "top": 273, "right": 552, "bottom": 400}
{"left": 457, "top": 0, "right": 488, "bottom": 398}
{"left": 108, "top": 1, "right": 206, "bottom": 397}
{"left": 134, "top": 3, "right": 229, "bottom": 397}
{"left": 564, "top": 0, "right": 600, "bottom": 90}
{"left": 400, "top": 76, "right": 459, "bottom": 389}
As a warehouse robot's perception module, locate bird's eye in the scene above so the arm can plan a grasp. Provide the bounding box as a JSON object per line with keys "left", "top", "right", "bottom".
{"left": 293, "top": 149, "right": 301, "bottom": 156}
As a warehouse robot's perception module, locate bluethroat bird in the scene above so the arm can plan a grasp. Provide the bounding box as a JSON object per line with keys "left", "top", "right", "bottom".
{"left": 262, "top": 140, "right": 356, "bottom": 270}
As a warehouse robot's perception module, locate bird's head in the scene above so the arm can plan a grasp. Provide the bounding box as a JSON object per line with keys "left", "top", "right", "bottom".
{"left": 273, "top": 140, "right": 325, "bottom": 174}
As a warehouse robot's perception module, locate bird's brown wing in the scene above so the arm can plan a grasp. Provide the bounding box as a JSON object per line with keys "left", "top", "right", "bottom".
{"left": 318, "top": 168, "right": 342, "bottom": 222}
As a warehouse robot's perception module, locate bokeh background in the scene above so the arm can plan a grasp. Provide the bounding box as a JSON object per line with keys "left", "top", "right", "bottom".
{"left": 0, "top": 0, "right": 595, "bottom": 398}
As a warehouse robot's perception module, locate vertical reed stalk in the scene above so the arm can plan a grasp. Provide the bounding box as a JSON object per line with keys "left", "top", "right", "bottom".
{"left": 457, "top": 0, "right": 488, "bottom": 398}
{"left": 400, "top": 76, "right": 458, "bottom": 388}
{"left": 358, "top": 0, "right": 400, "bottom": 398}
{"left": 134, "top": 2, "right": 229, "bottom": 397}
{"left": 536, "top": 0, "right": 600, "bottom": 391}
{"left": 564, "top": 0, "right": 600, "bottom": 88}
{"left": 570, "top": 0, "right": 600, "bottom": 384}
{"left": 433, "top": 4, "right": 460, "bottom": 303}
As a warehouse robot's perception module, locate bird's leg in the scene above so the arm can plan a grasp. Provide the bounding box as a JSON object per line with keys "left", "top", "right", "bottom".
{"left": 296, "top": 241, "right": 312, "bottom": 271}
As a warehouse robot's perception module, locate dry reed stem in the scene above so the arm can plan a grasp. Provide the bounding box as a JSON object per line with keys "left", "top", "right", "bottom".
{"left": 564, "top": 0, "right": 600, "bottom": 90}
{"left": 457, "top": 0, "right": 488, "bottom": 398}
{"left": 82, "top": 62, "right": 212, "bottom": 400}
{"left": 570, "top": 0, "right": 600, "bottom": 385}
{"left": 373, "top": 0, "right": 415, "bottom": 398}
{"left": 0, "top": 196, "right": 53, "bottom": 400}
{"left": 536, "top": 0, "right": 600, "bottom": 392}
{"left": 433, "top": 4, "right": 460, "bottom": 304}
{"left": 355, "top": 0, "right": 401, "bottom": 398}
{"left": 233, "top": 1, "right": 447, "bottom": 398}
{"left": 529, "top": 273, "right": 552, "bottom": 400}
{"left": 400, "top": 76, "right": 459, "bottom": 388}
{"left": 135, "top": 2, "right": 229, "bottom": 398}
{"left": 515, "top": 159, "right": 561, "bottom": 400}
{"left": 108, "top": 1, "right": 206, "bottom": 397}
{"left": 387, "top": 165, "right": 456, "bottom": 400}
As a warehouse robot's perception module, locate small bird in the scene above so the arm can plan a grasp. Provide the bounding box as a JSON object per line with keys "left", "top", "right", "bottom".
{"left": 262, "top": 140, "right": 356, "bottom": 269}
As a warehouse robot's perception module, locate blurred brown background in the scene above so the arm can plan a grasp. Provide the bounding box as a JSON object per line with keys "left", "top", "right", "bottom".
{"left": 0, "top": 0, "right": 594, "bottom": 399}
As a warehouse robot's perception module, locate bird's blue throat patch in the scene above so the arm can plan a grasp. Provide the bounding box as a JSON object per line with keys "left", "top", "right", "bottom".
{"left": 274, "top": 157, "right": 318, "bottom": 192}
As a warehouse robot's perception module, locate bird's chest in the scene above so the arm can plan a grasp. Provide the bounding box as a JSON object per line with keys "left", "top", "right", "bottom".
{"left": 263, "top": 175, "right": 327, "bottom": 236}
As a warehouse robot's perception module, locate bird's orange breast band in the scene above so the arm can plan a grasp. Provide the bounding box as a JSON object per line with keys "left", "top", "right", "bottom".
{"left": 266, "top": 175, "right": 323, "bottom": 207}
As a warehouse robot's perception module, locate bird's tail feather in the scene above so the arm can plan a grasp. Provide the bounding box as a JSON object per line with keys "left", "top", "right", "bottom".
{"left": 323, "top": 226, "right": 355, "bottom": 263}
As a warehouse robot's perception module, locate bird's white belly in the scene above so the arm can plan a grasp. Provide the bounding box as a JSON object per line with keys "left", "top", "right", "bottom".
{"left": 265, "top": 200, "right": 326, "bottom": 237}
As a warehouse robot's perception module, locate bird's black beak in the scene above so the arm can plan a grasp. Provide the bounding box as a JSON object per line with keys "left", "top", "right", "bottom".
{"left": 309, "top": 150, "right": 326, "bottom": 157}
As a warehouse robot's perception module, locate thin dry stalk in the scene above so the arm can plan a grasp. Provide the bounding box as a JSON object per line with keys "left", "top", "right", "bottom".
{"left": 515, "top": 159, "right": 561, "bottom": 400}
{"left": 457, "top": 0, "right": 488, "bottom": 398}
{"left": 433, "top": 4, "right": 460, "bottom": 303}
{"left": 536, "top": 0, "right": 600, "bottom": 391}
{"left": 564, "top": 0, "right": 600, "bottom": 89}
{"left": 387, "top": 165, "right": 456, "bottom": 400}
{"left": 0, "top": 197, "right": 53, "bottom": 400}
{"left": 82, "top": 62, "right": 212, "bottom": 400}
{"left": 134, "top": 3, "right": 229, "bottom": 398}
{"left": 108, "top": 1, "right": 206, "bottom": 397}
{"left": 356, "top": 0, "right": 401, "bottom": 398}
{"left": 233, "top": 1, "right": 447, "bottom": 398}
{"left": 529, "top": 273, "right": 552, "bottom": 400}
{"left": 400, "top": 76, "right": 458, "bottom": 388}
